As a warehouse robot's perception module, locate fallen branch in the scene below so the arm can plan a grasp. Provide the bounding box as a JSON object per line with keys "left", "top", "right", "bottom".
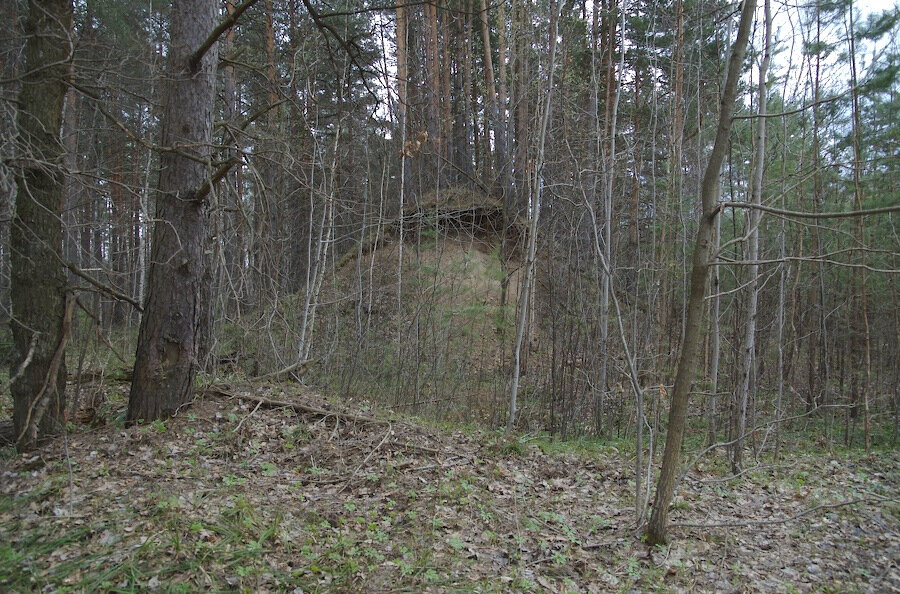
{"left": 204, "top": 386, "right": 389, "bottom": 426}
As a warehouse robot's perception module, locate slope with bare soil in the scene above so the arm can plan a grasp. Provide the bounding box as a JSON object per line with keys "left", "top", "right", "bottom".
{"left": 2, "top": 383, "right": 897, "bottom": 592}
{"left": 308, "top": 224, "right": 531, "bottom": 426}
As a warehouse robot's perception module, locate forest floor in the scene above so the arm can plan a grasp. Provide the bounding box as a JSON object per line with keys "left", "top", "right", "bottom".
{"left": 1, "top": 380, "right": 897, "bottom": 593}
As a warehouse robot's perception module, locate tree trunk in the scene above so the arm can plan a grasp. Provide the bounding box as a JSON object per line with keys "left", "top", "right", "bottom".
{"left": 479, "top": 0, "right": 509, "bottom": 199}
{"left": 708, "top": 206, "right": 722, "bottom": 446}
{"left": 508, "top": 0, "right": 560, "bottom": 431}
{"left": 731, "top": 0, "right": 770, "bottom": 474}
{"left": 656, "top": 0, "right": 685, "bottom": 373}
{"left": 600, "top": 0, "right": 621, "bottom": 447}
{"left": 424, "top": 0, "right": 441, "bottom": 179}
{"left": 646, "top": 0, "right": 756, "bottom": 545}
{"left": 10, "top": 0, "right": 74, "bottom": 449}
{"left": 128, "top": 0, "right": 218, "bottom": 422}
{"left": 847, "top": 0, "right": 871, "bottom": 450}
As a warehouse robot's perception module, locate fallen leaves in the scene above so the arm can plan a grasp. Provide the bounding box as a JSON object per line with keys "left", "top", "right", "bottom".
{"left": 1, "top": 384, "right": 898, "bottom": 592}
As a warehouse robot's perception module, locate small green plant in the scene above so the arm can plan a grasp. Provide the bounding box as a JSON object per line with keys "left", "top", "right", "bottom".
{"left": 502, "top": 436, "right": 527, "bottom": 456}
{"left": 223, "top": 474, "right": 246, "bottom": 486}
{"left": 626, "top": 556, "right": 641, "bottom": 580}
{"left": 447, "top": 535, "right": 465, "bottom": 551}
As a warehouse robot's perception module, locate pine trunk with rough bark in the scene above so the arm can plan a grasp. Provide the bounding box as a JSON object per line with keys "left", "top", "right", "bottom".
{"left": 10, "top": 0, "right": 74, "bottom": 449}
{"left": 128, "top": 0, "right": 218, "bottom": 422}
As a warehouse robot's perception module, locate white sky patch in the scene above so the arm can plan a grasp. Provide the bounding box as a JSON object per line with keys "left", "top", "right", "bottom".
{"left": 756, "top": 0, "right": 898, "bottom": 110}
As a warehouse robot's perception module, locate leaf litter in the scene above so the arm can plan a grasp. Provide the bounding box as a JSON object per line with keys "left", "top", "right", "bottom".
{"left": 1, "top": 382, "right": 897, "bottom": 592}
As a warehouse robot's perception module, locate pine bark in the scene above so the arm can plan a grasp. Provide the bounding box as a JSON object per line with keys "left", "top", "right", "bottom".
{"left": 396, "top": 1, "right": 408, "bottom": 151}
{"left": 10, "top": 0, "right": 74, "bottom": 449}
{"left": 128, "top": 0, "right": 218, "bottom": 422}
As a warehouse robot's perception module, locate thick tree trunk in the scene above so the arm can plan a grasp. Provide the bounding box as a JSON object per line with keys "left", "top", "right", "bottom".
{"left": 646, "top": 0, "right": 756, "bottom": 545}
{"left": 128, "top": 0, "right": 218, "bottom": 422}
{"left": 10, "top": 0, "right": 74, "bottom": 449}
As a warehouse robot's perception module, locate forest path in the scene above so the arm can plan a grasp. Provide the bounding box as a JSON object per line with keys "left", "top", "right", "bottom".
{"left": 1, "top": 382, "right": 897, "bottom": 592}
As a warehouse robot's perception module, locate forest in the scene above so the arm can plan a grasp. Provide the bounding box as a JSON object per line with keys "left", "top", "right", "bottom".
{"left": 1, "top": 0, "right": 898, "bottom": 590}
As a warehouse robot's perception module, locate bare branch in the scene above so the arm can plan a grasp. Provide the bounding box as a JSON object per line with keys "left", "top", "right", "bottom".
{"left": 719, "top": 201, "right": 900, "bottom": 219}
{"left": 732, "top": 89, "right": 848, "bottom": 120}
{"left": 714, "top": 255, "right": 898, "bottom": 274}
{"left": 64, "top": 261, "right": 144, "bottom": 311}
{"left": 189, "top": 0, "right": 262, "bottom": 71}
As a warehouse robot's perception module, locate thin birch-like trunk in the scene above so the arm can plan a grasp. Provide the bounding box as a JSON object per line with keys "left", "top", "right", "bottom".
{"left": 847, "top": 0, "right": 872, "bottom": 450}
{"left": 732, "top": 0, "right": 770, "bottom": 474}
{"left": 508, "top": 0, "right": 561, "bottom": 432}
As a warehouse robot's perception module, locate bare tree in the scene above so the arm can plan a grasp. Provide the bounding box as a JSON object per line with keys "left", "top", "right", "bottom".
{"left": 646, "top": 0, "right": 757, "bottom": 545}
{"left": 508, "top": 0, "right": 561, "bottom": 431}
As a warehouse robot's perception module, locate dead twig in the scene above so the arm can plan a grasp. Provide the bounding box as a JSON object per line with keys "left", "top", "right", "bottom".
{"left": 232, "top": 399, "right": 262, "bottom": 434}
{"left": 338, "top": 423, "right": 392, "bottom": 494}
{"left": 671, "top": 497, "right": 892, "bottom": 529}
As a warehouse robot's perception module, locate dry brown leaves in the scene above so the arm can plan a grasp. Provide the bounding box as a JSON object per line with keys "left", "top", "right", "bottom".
{"left": 1, "top": 383, "right": 897, "bottom": 592}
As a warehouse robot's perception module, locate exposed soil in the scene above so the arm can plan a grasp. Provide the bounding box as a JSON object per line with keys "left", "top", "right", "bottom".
{"left": 1, "top": 382, "right": 898, "bottom": 592}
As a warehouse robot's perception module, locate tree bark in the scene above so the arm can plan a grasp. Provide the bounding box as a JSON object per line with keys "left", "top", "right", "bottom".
{"left": 646, "top": 0, "right": 756, "bottom": 545}
{"left": 847, "top": 0, "right": 872, "bottom": 450}
{"left": 656, "top": 0, "right": 685, "bottom": 372}
{"left": 424, "top": 0, "right": 441, "bottom": 176}
{"left": 10, "top": 0, "right": 74, "bottom": 449}
{"left": 732, "top": 0, "right": 770, "bottom": 474}
{"left": 507, "top": 0, "right": 560, "bottom": 431}
{"left": 478, "top": 0, "right": 509, "bottom": 199}
{"left": 128, "top": 0, "right": 218, "bottom": 422}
